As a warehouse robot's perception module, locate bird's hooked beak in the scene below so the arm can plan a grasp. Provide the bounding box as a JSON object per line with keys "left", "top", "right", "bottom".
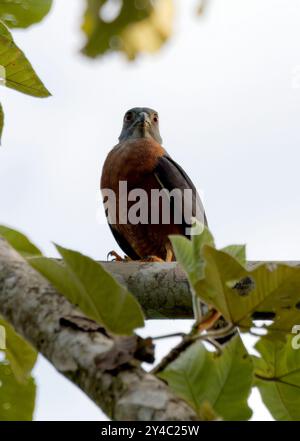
{"left": 135, "top": 111, "right": 151, "bottom": 128}
{"left": 119, "top": 108, "right": 162, "bottom": 144}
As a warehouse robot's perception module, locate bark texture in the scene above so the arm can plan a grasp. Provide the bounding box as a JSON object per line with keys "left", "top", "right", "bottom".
{"left": 103, "top": 260, "right": 193, "bottom": 318}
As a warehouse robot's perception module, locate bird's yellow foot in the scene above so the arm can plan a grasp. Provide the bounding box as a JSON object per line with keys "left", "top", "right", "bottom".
{"left": 107, "top": 251, "right": 129, "bottom": 261}
{"left": 140, "top": 256, "right": 165, "bottom": 263}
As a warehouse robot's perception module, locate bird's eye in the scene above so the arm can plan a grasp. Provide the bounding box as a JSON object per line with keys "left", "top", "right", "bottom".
{"left": 125, "top": 113, "right": 132, "bottom": 122}
{"left": 153, "top": 115, "right": 159, "bottom": 123}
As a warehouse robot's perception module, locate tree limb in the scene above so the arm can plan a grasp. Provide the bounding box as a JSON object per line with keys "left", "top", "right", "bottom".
{"left": 2, "top": 250, "right": 298, "bottom": 321}
{"left": 103, "top": 260, "right": 194, "bottom": 318}
{"left": 0, "top": 238, "right": 198, "bottom": 421}
{"left": 1, "top": 237, "right": 298, "bottom": 419}
{"left": 63, "top": 260, "right": 299, "bottom": 319}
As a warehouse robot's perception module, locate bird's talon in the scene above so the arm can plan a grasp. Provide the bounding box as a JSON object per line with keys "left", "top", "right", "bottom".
{"left": 107, "top": 251, "right": 124, "bottom": 261}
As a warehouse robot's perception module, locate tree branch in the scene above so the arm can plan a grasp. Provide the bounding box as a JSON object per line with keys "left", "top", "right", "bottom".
{"left": 2, "top": 250, "right": 298, "bottom": 321}
{"left": 1, "top": 236, "right": 298, "bottom": 419}
{"left": 57, "top": 259, "right": 300, "bottom": 319}
{"left": 0, "top": 238, "right": 198, "bottom": 421}
{"left": 103, "top": 260, "right": 194, "bottom": 318}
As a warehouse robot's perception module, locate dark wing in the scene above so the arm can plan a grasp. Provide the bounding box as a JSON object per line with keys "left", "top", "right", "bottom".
{"left": 108, "top": 224, "right": 140, "bottom": 260}
{"left": 154, "top": 154, "right": 207, "bottom": 238}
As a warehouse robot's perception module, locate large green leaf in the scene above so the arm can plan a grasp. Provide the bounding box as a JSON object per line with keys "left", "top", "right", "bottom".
{"left": 0, "top": 225, "right": 42, "bottom": 257}
{"left": 30, "top": 245, "right": 145, "bottom": 335}
{"left": 0, "top": 317, "right": 37, "bottom": 383}
{"left": 0, "top": 362, "right": 36, "bottom": 420}
{"left": 159, "top": 335, "right": 253, "bottom": 420}
{"left": 172, "top": 229, "right": 300, "bottom": 334}
{"left": 0, "top": 0, "right": 52, "bottom": 28}
{"left": 171, "top": 225, "right": 246, "bottom": 282}
{"left": 82, "top": 0, "right": 173, "bottom": 60}
{"left": 0, "top": 102, "right": 3, "bottom": 143}
{"left": 0, "top": 21, "right": 50, "bottom": 96}
{"left": 254, "top": 336, "right": 300, "bottom": 420}
{"left": 195, "top": 246, "right": 300, "bottom": 333}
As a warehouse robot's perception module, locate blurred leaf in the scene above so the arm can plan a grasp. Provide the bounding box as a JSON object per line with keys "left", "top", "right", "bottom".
{"left": 82, "top": 0, "right": 174, "bottom": 60}
{"left": 0, "top": 102, "right": 3, "bottom": 143}
{"left": 197, "top": 0, "right": 208, "bottom": 15}
{"left": 120, "top": 0, "right": 173, "bottom": 60}
{"left": 0, "top": 317, "right": 37, "bottom": 383}
{"left": 0, "top": 225, "right": 42, "bottom": 257}
{"left": 254, "top": 336, "right": 300, "bottom": 420}
{"left": 82, "top": 0, "right": 151, "bottom": 58}
{"left": 30, "top": 245, "right": 145, "bottom": 335}
{"left": 0, "top": 362, "right": 36, "bottom": 421}
{"left": 195, "top": 246, "right": 300, "bottom": 333}
{"left": 159, "top": 335, "right": 253, "bottom": 420}
{"left": 0, "top": 0, "right": 52, "bottom": 28}
{"left": 0, "top": 20, "right": 50, "bottom": 96}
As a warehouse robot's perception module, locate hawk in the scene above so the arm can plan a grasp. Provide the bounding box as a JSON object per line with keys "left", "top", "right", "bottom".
{"left": 101, "top": 107, "right": 207, "bottom": 261}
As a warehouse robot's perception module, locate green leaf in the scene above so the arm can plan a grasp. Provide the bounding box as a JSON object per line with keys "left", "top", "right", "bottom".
{"left": 30, "top": 245, "right": 145, "bottom": 335}
{"left": 0, "top": 362, "right": 36, "bottom": 421}
{"left": 81, "top": 0, "right": 173, "bottom": 60}
{"left": 0, "top": 225, "right": 144, "bottom": 334}
{"left": 159, "top": 335, "right": 253, "bottom": 420}
{"left": 0, "top": 225, "right": 42, "bottom": 257}
{"left": 221, "top": 244, "right": 246, "bottom": 266}
{"left": 0, "top": 317, "right": 37, "bottom": 383}
{"left": 0, "top": 0, "right": 52, "bottom": 28}
{"left": 0, "top": 21, "right": 50, "bottom": 97}
{"left": 0, "top": 102, "right": 3, "bottom": 144}
{"left": 254, "top": 336, "right": 300, "bottom": 420}
{"left": 195, "top": 246, "right": 300, "bottom": 333}
{"left": 170, "top": 225, "right": 214, "bottom": 286}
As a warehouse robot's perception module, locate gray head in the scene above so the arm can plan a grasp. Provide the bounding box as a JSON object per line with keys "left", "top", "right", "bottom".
{"left": 118, "top": 107, "right": 162, "bottom": 144}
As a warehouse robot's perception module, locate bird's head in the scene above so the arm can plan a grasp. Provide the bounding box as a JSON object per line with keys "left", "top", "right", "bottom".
{"left": 118, "top": 107, "right": 162, "bottom": 144}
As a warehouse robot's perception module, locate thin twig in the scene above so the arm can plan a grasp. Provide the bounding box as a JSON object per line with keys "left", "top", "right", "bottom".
{"left": 151, "top": 335, "right": 195, "bottom": 375}
{"left": 152, "top": 332, "right": 186, "bottom": 341}
{"left": 205, "top": 338, "right": 223, "bottom": 355}
{"left": 151, "top": 323, "right": 235, "bottom": 375}
{"left": 202, "top": 323, "right": 236, "bottom": 339}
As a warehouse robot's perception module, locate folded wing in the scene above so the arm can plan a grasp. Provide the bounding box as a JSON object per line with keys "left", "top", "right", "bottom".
{"left": 153, "top": 154, "right": 207, "bottom": 238}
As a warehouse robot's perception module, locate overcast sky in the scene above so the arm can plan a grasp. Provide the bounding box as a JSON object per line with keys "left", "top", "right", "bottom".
{"left": 1, "top": 0, "right": 300, "bottom": 420}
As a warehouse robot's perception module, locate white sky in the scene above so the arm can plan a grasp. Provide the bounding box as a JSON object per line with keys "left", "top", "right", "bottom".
{"left": 1, "top": 0, "right": 300, "bottom": 421}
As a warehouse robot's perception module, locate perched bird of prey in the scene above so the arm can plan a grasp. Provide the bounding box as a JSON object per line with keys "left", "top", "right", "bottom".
{"left": 101, "top": 107, "right": 207, "bottom": 262}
